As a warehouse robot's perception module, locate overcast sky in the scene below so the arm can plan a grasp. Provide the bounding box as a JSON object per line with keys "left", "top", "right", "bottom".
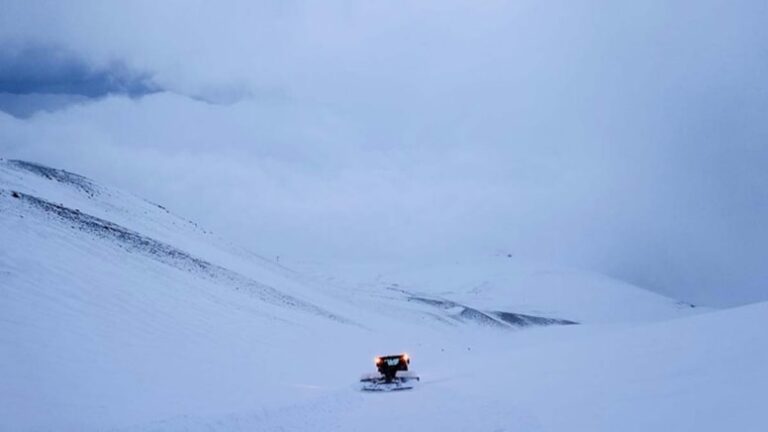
{"left": 1, "top": 0, "right": 767, "bottom": 306}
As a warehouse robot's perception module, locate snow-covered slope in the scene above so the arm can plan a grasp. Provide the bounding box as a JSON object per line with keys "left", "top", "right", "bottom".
{"left": 145, "top": 301, "right": 765, "bottom": 432}
{"left": 1, "top": 158, "right": 762, "bottom": 432}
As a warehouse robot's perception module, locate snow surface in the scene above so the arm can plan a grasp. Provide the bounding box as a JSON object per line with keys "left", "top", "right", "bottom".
{"left": 1, "top": 159, "right": 764, "bottom": 431}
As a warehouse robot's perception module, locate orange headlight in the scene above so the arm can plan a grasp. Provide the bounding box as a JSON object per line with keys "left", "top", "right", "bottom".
{"left": 375, "top": 357, "right": 381, "bottom": 364}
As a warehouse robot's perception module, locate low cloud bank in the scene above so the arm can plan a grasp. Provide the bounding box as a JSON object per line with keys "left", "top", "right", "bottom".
{"left": 1, "top": 0, "right": 767, "bottom": 306}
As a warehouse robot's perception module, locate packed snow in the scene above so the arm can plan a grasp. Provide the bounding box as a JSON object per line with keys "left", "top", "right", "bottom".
{"left": 1, "top": 159, "right": 764, "bottom": 432}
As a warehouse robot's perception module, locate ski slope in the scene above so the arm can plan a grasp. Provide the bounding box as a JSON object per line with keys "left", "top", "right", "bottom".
{"left": 131, "top": 302, "right": 766, "bottom": 432}
{"left": 1, "top": 159, "right": 764, "bottom": 431}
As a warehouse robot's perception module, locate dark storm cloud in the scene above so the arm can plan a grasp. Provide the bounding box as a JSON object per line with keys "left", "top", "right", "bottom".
{"left": 0, "top": 43, "right": 160, "bottom": 117}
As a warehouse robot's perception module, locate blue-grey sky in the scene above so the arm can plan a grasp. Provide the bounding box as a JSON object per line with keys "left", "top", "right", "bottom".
{"left": 1, "top": 0, "right": 767, "bottom": 306}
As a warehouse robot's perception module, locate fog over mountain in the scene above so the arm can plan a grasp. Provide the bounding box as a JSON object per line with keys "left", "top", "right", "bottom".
{"left": 1, "top": 0, "right": 767, "bottom": 306}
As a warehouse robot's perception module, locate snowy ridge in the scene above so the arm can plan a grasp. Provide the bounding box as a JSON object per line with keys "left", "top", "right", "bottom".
{"left": 6, "top": 160, "right": 99, "bottom": 196}
{"left": 396, "top": 287, "right": 577, "bottom": 328}
{"left": 2, "top": 188, "right": 345, "bottom": 322}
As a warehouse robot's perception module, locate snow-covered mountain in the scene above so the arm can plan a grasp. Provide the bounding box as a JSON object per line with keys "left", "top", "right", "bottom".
{"left": 1, "top": 159, "right": 764, "bottom": 432}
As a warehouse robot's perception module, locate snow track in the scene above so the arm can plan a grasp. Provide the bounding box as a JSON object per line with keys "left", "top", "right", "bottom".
{"left": 111, "top": 303, "right": 768, "bottom": 432}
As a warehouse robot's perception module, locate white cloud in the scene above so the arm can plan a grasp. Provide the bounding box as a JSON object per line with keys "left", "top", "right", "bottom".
{"left": 1, "top": 0, "right": 767, "bottom": 306}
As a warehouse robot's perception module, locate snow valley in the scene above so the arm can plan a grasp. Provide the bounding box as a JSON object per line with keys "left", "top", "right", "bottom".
{"left": 1, "top": 159, "right": 765, "bottom": 432}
